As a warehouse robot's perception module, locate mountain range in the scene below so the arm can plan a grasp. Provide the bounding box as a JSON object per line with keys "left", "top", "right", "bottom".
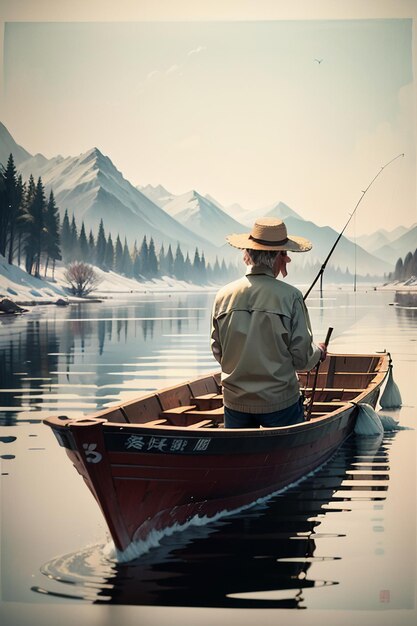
{"left": 354, "top": 225, "right": 416, "bottom": 265}
{"left": 1, "top": 121, "right": 414, "bottom": 274}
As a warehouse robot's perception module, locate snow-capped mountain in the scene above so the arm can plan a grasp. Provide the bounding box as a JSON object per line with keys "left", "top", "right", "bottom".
{"left": 223, "top": 202, "right": 249, "bottom": 223}
{"left": 371, "top": 224, "right": 417, "bottom": 265}
{"left": 138, "top": 184, "right": 175, "bottom": 207}
{"left": 352, "top": 225, "right": 412, "bottom": 260}
{"left": 162, "top": 190, "right": 247, "bottom": 247}
{"left": 281, "top": 216, "right": 392, "bottom": 276}
{"left": 243, "top": 201, "right": 304, "bottom": 226}
{"left": 354, "top": 225, "right": 408, "bottom": 252}
{"left": 0, "top": 121, "right": 31, "bottom": 166}
{"left": 14, "top": 145, "right": 215, "bottom": 253}
{"left": 0, "top": 121, "right": 406, "bottom": 275}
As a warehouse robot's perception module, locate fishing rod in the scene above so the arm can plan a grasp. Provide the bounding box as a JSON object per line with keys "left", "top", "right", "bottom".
{"left": 303, "top": 152, "right": 405, "bottom": 301}
{"left": 305, "top": 326, "right": 333, "bottom": 420}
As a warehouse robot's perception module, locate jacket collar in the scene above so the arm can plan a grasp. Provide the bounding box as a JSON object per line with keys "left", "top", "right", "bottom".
{"left": 245, "top": 264, "right": 276, "bottom": 278}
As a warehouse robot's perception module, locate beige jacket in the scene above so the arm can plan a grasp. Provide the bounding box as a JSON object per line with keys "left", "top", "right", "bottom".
{"left": 211, "top": 265, "right": 321, "bottom": 413}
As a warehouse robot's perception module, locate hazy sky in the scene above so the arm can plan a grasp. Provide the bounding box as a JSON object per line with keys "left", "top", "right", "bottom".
{"left": 1, "top": 1, "right": 416, "bottom": 235}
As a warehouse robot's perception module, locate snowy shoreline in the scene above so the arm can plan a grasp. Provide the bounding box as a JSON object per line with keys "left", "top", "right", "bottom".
{"left": 1, "top": 254, "right": 416, "bottom": 311}
{"left": 0, "top": 255, "right": 219, "bottom": 308}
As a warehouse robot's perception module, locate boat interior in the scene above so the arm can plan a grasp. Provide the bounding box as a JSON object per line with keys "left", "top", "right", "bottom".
{"left": 87, "top": 354, "right": 386, "bottom": 429}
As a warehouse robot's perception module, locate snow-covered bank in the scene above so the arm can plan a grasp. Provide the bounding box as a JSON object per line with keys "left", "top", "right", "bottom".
{"left": 377, "top": 277, "right": 417, "bottom": 292}
{"left": 2, "top": 255, "right": 415, "bottom": 310}
{"left": 0, "top": 256, "right": 217, "bottom": 306}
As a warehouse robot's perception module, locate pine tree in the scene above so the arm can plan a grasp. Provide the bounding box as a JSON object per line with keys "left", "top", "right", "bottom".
{"left": 88, "top": 229, "right": 96, "bottom": 264}
{"left": 184, "top": 252, "right": 192, "bottom": 281}
{"left": 148, "top": 237, "right": 158, "bottom": 278}
{"left": 192, "top": 248, "right": 201, "bottom": 282}
{"left": 403, "top": 251, "right": 413, "bottom": 280}
{"left": 139, "top": 236, "right": 149, "bottom": 277}
{"left": 114, "top": 235, "right": 124, "bottom": 273}
{"left": 394, "top": 257, "right": 403, "bottom": 281}
{"left": 132, "top": 241, "right": 142, "bottom": 280}
{"left": 213, "top": 257, "right": 221, "bottom": 282}
{"left": 133, "top": 250, "right": 142, "bottom": 280}
{"left": 60, "top": 209, "right": 72, "bottom": 262}
{"left": 15, "top": 174, "right": 25, "bottom": 266}
{"left": 22, "top": 175, "right": 37, "bottom": 273}
{"left": 158, "top": 244, "right": 166, "bottom": 275}
{"left": 0, "top": 154, "right": 18, "bottom": 262}
{"left": 132, "top": 240, "right": 138, "bottom": 261}
{"left": 200, "top": 252, "right": 207, "bottom": 284}
{"left": 122, "top": 238, "right": 133, "bottom": 277}
{"left": 0, "top": 167, "right": 6, "bottom": 257}
{"left": 173, "top": 243, "right": 185, "bottom": 279}
{"left": 205, "top": 261, "right": 212, "bottom": 283}
{"left": 44, "top": 190, "right": 61, "bottom": 277}
{"left": 78, "top": 222, "right": 89, "bottom": 263}
{"left": 0, "top": 154, "right": 17, "bottom": 263}
{"left": 220, "top": 259, "right": 227, "bottom": 281}
{"left": 69, "top": 215, "right": 79, "bottom": 262}
{"left": 105, "top": 234, "right": 114, "bottom": 270}
{"left": 412, "top": 249, "right": 417, "bottom": 278}
{"left": 29, "top": 177, "right": 47, "bottom": 276}
{"left": 96, "top": 219, "right": 107, "bottom": 269}
{"left": 165, "top": 244, "right": 174, "bottom": 276}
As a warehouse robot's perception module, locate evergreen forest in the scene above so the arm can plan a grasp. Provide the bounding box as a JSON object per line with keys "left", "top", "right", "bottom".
{"left": 1, "top": 153, "right": 414, "bottom": 289}
{"left": 0, "top": 153, "right": 239, "bottom": 285}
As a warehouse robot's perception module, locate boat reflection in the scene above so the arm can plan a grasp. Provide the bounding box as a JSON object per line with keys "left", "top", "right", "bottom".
{"left": 32, "top": 433, "right": 391, "bottom": 608}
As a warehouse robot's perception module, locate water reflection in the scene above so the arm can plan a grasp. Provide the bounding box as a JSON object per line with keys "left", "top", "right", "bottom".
{"left": 1, "top": 290, "right": 415, "bottom": 615}
{"left": 0, "top": 319, "right": 60, "bottom": 425}
{"left": 32, "top": 434, "right": 390, "bottom": 608}
{"left": 394, "top": 303, "right": 417, "bottom": 321}
{"left": 0, "top": 296, "right": 215, "bottom": 424}
{"left": 394, "top": 291, "right": 417, "bottom": 308}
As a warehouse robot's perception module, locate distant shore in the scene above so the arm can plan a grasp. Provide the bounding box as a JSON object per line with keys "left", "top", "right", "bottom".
{"left": 2, "top": 254, "right": 416, "bottom": 311}
{"left": 378, "top": 281, "right": 417, "bottom": 293}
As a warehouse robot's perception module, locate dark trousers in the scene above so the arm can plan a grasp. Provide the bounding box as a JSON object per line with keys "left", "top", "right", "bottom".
{"left": 224, "top": 397, "right": 304, "bottom": 429}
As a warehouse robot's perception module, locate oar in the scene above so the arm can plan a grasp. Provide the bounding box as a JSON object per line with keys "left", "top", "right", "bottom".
{"left": 306, "top": 326, "right": 333, "bottom": 420}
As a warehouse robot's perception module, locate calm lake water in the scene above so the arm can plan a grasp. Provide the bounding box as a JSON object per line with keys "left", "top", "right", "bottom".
{"left": 0, "top": 288, "right": 416, "bottom": 626}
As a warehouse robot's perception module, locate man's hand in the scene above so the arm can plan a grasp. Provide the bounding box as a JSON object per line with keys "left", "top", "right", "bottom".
{"left": 318, "top": 342, "right": 328, "bottom": 362}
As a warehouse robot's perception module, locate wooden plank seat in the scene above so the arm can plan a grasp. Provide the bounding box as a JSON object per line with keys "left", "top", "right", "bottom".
{"left": 160, "top": 405, "right": 197, "bottom": 416}
{"left": 143, "top": 418, "right": 169, "bottom": 426}
{"left": 159, "top": 405, "right": 218, "bottom": 427}
{"left": 190, "top": 393, "right": 223, "bottom": 410}
{"left": 181, "top": 406, "right": 224, "bottom": 425}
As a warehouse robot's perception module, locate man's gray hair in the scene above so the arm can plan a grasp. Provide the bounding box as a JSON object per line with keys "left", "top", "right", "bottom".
{"left": 246, "top": 249, "right": 279, "bottom": 269}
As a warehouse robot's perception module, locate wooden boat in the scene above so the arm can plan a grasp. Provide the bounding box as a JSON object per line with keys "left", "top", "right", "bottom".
{"left": 44, "top": 352, "right": 389, "bottom": 555}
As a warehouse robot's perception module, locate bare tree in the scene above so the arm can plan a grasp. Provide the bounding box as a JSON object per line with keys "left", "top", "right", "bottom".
{"left": 63, "top": 262, "right": 102, "bottom": 297}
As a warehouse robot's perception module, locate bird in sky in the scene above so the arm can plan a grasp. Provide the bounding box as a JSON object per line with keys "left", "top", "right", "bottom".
{"left": 314, "top": 58, "right": 323, "bottom": 64}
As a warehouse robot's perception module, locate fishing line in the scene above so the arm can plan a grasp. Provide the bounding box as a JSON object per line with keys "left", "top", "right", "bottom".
{"left": 303, "top": 153, "right": 405, "bottom": 301}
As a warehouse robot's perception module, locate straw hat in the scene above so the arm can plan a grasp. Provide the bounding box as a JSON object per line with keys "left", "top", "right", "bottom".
{"left": 226, "top": 217, "right": 312, "bottom": 252}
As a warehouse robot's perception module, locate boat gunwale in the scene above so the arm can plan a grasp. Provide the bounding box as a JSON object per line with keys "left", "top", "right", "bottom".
{"left": 44, "top": 353, "right": 389, "bottom": 438}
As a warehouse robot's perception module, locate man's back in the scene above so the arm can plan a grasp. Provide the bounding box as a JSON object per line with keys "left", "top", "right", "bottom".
{"left": 211, "top": 264, "right": 320, "bottom": 413}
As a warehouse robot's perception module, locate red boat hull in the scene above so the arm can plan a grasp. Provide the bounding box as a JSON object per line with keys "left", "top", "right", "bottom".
{"left": 45, "top": 354, "right": 387, "bottom": 554}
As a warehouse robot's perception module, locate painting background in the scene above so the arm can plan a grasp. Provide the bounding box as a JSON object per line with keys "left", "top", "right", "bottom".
{"left": 0, "top": 2, "right": 416, "bottom": 626}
